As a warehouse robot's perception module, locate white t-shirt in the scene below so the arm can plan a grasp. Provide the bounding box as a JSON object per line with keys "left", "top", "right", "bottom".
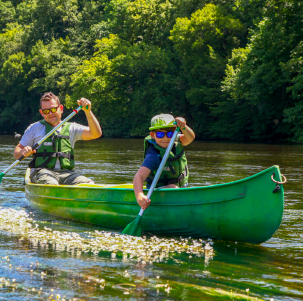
{"left": 20, "top": 121, "right": 87, "bottom": 170}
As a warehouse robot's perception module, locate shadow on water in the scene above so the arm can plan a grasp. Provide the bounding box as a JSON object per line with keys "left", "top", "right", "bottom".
{"left": 0, "top": 135, "right": 303, "bottom": 300}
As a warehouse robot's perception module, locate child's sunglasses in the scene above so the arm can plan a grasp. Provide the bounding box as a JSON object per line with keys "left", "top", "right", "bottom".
{"left": 155, "top": 131, "right": 174, "bottom": 139}
{"left": 41, "top": 106, "right": 60, "bottom": 114}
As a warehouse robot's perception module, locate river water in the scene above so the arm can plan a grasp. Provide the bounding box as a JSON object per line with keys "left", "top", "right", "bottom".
{"left": 0, "top": 135, "right": 302, "bottom": 301}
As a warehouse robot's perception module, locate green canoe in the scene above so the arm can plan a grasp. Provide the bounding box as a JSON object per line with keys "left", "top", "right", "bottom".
{"left": 24, "top": 165, "right": 285, "bottom": 244}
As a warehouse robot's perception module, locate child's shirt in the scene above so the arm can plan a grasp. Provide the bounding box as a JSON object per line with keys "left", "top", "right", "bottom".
{"left": 141, "top": 144, "right": 161, "bottom": 186}
{"left": 142, "top": 144, "right": 161, "bottom": 173}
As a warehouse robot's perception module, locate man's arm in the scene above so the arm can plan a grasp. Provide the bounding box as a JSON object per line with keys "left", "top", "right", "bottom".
{"left": 77, "top": 98, "right": 102, "bottom": 140}
{"left": 13, "top": 123, "right": 40, "bottom": 159}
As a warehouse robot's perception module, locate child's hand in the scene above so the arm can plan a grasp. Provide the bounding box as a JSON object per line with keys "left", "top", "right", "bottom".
{"left": 136, "top": 192, "right": 151, "bottom": 210}
{"left": 175, "top": 117, "right": 186, "bottom": 129}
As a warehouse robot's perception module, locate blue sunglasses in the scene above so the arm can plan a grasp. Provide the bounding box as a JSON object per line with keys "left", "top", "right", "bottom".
{"left": 155, "top": 131, "right": 174, "bottom": 139}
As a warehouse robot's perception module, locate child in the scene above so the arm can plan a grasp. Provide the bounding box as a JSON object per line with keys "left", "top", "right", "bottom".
{"left": 133, "top": 113, "right": 195, "bottom": 210}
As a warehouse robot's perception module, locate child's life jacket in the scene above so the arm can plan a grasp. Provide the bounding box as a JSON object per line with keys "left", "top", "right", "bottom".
{"left": 30, "top": 120, "right": 75, "bottom": 169}
{"left": 143, "top": 135, "right": 189, "bottom": 188}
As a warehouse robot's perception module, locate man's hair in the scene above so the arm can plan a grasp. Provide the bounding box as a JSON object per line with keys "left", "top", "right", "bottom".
{"left": 40, "top": 91, "right": 60, "bottom": 106}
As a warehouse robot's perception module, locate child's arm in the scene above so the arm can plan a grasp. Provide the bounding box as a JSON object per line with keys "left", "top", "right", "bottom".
{"left": 175, "top": 117, "right": 195, "bottom": 146}
{"left": 133, "top": 166, "right": 152, "bottom": 210}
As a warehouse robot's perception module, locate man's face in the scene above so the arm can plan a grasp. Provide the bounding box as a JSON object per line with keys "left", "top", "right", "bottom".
{"left": 39, "top": 98, "right": 63, "bottom": 127}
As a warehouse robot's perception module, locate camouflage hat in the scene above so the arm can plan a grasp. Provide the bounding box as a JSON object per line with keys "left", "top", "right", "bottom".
{"left": 149, "top": 114, "right": 175, "bottom": 130}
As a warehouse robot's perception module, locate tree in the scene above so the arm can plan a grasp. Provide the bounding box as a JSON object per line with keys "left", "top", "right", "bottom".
{"left": 66, "top": 35, "right": 181, "bottom": 137}
{"left": 28, "top": 37, "right": 82, "bottom": 99}
{"left": 221, "top": 0, "right": 303, "bottom": 142}
{"left": 170, "top": 4, "right": 246, "bottom": 138}
{"left": 104, "top": 0, "right": 179, "bottom": 48}
{"left": 283, "top": 41, "right": 303, "bottom": 142}
{"left": 0, "top": 1, "right": 15, "bottom": 31}
{"left": 16, "top": 0, "right": 80, "bottom": 45}
{"left": 0, "top": 52, "right": 35, "bottom": 133}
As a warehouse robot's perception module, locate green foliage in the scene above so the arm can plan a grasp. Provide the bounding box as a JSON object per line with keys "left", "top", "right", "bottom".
{"left": 28, "top": 38, "right": 82, "bottom": 98}
{"left": 282, "top": 41, "right": 303, "bottom": 141}
{"left": 0, "top": 51, "right": 35, "bottom": 132}
{"left": 0, "top": 1, "right": 15, "bottom": 31}
{"left": 170, "top": 4, "right": 246, "bottom": 138}
{"left": 103, "top": 0, "right": 179, "bottom": 48}
{"left": 16, "top": 0, "right": 80, "bottom": 44}
{"left": 66, "top": 34, "right": 180, "bottom": 137}
{"left": 0, "top": 23, "right": 27, "bottom": 64}
{"left": 220, "top": 0, "right": 303, "bottom": 141}
{"left": 0, "top": 0, "right": 302, "bottom": 143}
{"left": 171, "top": 4, "right": 245, "bottom": 57}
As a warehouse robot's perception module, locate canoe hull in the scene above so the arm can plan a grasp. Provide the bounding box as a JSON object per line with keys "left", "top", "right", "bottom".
{"left": 25, "top": 166, "right": 284, "bottom": 243}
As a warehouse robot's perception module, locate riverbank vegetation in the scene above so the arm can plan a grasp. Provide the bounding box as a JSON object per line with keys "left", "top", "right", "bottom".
{"left": 1, "top": 0, "right": 302, "bottom": 142}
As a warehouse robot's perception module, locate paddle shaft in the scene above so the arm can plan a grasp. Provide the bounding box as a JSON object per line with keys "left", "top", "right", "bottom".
{"left": 138, "top": 126, "right": 180, "bottom": 217}
{"left": 1, "top": 106, "right": 83, "bottom": 176}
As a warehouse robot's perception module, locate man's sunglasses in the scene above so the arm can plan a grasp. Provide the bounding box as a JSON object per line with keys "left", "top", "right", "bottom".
{"left": 41, "top": 105, "right": 60, "bottom": 114}
{"left": 155, "top": 131, "right": 174, "bottom": 139}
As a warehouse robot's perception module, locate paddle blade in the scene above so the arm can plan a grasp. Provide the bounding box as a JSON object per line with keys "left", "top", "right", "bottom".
{"left": 122, "top": 215, "right": 142, "bottom": 237}
{"left": 0, "top": 172, "right": 4, "bottom": 184}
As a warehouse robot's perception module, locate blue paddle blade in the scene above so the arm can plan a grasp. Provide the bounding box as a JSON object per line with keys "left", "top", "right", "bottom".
{"left": 0, "top": 172, "right": 4, "bottom": 184}
{"left": 121, "top": 215, "right": 142, "bottom": 237}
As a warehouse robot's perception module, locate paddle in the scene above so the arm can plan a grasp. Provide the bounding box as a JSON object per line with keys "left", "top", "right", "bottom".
{"left": 0, "top": 105, "right": 85, "bottom": 184}
{"left": 122, "top": 124, "right": 181, "bottom": 237}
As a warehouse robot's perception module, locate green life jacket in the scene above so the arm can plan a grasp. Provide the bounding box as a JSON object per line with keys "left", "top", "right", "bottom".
{"left": 32, "top": 120, "right": 75, "bottom": 169}
{"left": 143, "top": 135, "right": 189, "bottom": 188}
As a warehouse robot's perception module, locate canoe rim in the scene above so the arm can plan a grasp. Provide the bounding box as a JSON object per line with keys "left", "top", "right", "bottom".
{"left": 24, "top": 165, "right": 282, "bottom": 192}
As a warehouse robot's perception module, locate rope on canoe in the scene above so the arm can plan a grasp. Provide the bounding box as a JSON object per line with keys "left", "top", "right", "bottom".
{"left": 271, "top": 172, "right": 287, "bottom": 193}
{"left": 271, "top": 172, "right": 287, "bottom": 184}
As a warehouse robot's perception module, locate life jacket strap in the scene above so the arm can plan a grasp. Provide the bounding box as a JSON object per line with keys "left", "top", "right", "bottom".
{"left": 167, "top": 148, "right": 184, "bottom": 163}
{"left": 147, "top": 165, "right": 188, "bottom": 187}
{"left": 28, "top": 151, "right": 74, "bottom": 169}
{"left": 166, "top": 149, "right": 184, "bottom": 175}
{"left": 166, "top": 165, "right": 188, "bottom": 186}
{"left": 52, "top": 135, "right": 70, "bottom": 151}
{"left": 33, "top": 151, "right": 74, "bottom": 159}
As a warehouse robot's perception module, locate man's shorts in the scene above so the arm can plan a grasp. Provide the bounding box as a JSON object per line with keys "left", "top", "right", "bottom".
{"left": 30, "top": 168, "right": 92, "bottom": 185}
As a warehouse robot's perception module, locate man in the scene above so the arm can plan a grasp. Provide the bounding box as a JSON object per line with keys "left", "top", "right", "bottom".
{"left": 14, "top": 92, "right": 102, "bottom": 185}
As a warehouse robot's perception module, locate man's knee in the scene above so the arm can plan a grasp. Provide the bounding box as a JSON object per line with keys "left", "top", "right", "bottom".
{"left": 61, "top": 171, "right": 92, "bottom": 185}
{"left": 31, "top": 169, "right": 59, "bottom": 185}
{"left": 36, "top": 177, "right": 59, "bottom": 185}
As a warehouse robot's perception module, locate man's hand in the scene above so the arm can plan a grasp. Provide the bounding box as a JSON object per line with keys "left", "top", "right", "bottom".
{"left": 78, "top": 97, "right": 102, "bottom": 140}
{"left": 77, "top": 98, "right": 92, "bottom": 112}
{"left": 21, "top": 146, "right": 36, "bottom": 158}
{"left": 14, "top": 144, "right": 36, "bottom": 159}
